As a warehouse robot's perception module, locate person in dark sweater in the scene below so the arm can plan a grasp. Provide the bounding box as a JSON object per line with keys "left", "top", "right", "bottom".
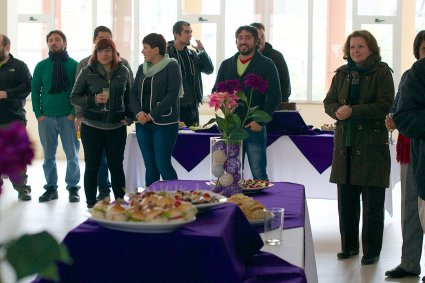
{"left": 251, "top": 22, "right": 291, "bottom": 102}
{"left": 0, "top": 33, "right": 32, "bottom": 200}
{"left": 214, "top": 25, "right": 281, "bottom": 180}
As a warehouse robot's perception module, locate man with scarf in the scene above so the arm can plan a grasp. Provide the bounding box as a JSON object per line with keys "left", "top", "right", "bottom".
{"left": 167, "top": 21, "right": 214, "bottom": 127}
{"left": 0, "top": 34, "right": 32, "bottom": 200}
{"left": 31, "top": 30, "right": 81, "bottom": 203}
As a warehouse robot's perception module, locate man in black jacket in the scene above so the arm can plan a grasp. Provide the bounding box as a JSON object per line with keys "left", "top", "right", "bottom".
{"left": 0, "top": 34, "right": 32, "bottom": 200}
{"left": 251, "top": 22, "right": 291, "bottom": 102}
{"left": 393, "top": 57, "right": 425, "bottom": 282}
{"left": 167, "top": 21, "right": 214, "bottom": 127}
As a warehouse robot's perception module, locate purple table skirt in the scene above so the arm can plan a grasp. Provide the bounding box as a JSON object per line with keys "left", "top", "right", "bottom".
{"left": 173, "top": 131, "right": 333, "bottom": 174}
{"left": 149, "top": 180, "right": 305, "bottom": 232}
{"left": 33, "top": 180, "right": 307, "bottom": 283}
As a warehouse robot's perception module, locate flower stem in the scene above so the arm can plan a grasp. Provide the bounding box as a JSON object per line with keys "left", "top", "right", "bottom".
{"left": 241, "top": 89, "right": 253, "bottom": 127}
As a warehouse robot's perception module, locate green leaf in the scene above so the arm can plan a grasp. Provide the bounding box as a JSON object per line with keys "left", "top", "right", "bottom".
{"left": 250, "top": 110, "right": 273, "bottom": 123}
{"left": 236, "top": 91, "right": 248, "bottom": 104}
{"left": 5, "top": 231, "right": 72, "bottom": 281}
{"left": 204, "top": 117, "right": 217, "bottom": 127}
{"left": 229, "top": 114, "right": 242, "bottom": 128}
{"left": 58, "top": 245, "right": 73, "bottom": 265}
{"left": 229, "top": 127, "right": 250, "bottom": 140}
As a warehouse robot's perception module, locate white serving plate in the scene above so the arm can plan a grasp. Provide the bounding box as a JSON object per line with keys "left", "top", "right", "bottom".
{"left": 86, "top": 213, "right": 196, "bottom": 233}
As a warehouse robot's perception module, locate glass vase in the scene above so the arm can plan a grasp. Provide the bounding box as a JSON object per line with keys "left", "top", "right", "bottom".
{"left": 210, "top": 137, "right": 243, "bottom": 197}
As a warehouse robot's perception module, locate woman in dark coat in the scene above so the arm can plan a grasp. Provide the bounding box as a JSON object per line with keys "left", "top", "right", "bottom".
{"left": 323, "top": 30, "right": 394, "bottom": 265}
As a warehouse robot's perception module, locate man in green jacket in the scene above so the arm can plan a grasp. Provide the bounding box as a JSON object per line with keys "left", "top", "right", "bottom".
{"left": 31, "top": 30, "right": 81, "bottom": 203}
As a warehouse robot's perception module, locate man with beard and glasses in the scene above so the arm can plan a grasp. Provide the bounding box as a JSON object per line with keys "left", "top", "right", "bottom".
{"left": 214, "top": 25, "right": 281, "bottom": 180}
{"left": 31, "top": 30, "right": 81, "bottom": 203}
{"left": 0, "top": 34, "right": 32, "bottom": 200}
{"left": 167, "top": 21, "right": 214, "bottom": 127}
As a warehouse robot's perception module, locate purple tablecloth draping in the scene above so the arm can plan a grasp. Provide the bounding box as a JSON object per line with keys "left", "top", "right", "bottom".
{"left": 34, "top": 181, "right": 307, "bottom": 283}
{"left": 172, "top": 111, "right": 333, "bottom": 172}
{"left": 149, "top": 180, "right": 305, "bottom": 231}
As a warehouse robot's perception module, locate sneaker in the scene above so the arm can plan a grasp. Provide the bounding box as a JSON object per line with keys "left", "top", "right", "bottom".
{"left": 96, "top": 191, "right": 110, "bottom": 201}
{"left": 16, "top": 185, "right": 31, "bottom": 201}
{"left": 39, "top": 189, "right": 58, "bottom": 202}
{"left": 68, "top": 187, "right": 80, "bottom": 203}
{"left": 18, "top": 191, "right": 32, "bottom": 201}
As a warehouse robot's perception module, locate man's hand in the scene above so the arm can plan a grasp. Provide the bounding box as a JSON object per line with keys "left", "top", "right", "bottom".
{"left": 67, "top": 114, "right": 76, "bottom": 121}
{"left": 0, "top": 91, "right": 7, "bottom": 99}
{"left": 244, "top": 121, "right": 262, "bottom": 132}
{"left": 75, "top": 118, "right": 82, "bottom": 132}
{"left": 335, "top": 105, "right": 352, "bottom": 120}
{"left": 385, "top": 115, "right": 397, "bottom": 131}
{"left": 194, "top": 40, "right": 204, "bottom": 51}
{"left": 37, "top": 116, "right": 46, "bottom": 122}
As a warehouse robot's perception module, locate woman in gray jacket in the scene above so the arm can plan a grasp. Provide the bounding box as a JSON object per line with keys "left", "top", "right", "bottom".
{"left": 130, "top": 33, "right": 182, "bottom": 186}
{"left": 324, "top": 30, "right": 394, "bottom": 265}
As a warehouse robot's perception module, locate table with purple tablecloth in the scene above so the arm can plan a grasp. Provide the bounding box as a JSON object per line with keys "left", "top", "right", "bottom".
{"left": 35, "top": 181, "right": 315, "bottom": 283}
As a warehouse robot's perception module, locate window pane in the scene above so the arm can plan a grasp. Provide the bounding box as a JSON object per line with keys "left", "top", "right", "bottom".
{"left": 138, "top": 0, "right": 177, "bottom": 64}
{"left": 312, "top": 0, "right": 327, "bottom": 101}
{"left": 18, "top": 0, "right": 50, "bottom": 14}
{"left": 191, "top": 23, "right": 217, "bottom": 96}
{"left": 181, "top": 0, "right": 220, "bottom": 15}
{"left": 270, "top": 0, "right": 308, "bottom": 101}
{"left": 416, "top": 0, "right": 425, "bottom": 32}
{"left": 97, "top": 0, "right": 113, "bottom": 28}
{"left": 17, "top": 23, "right": 49, "bottom": 75}
{"left": 357, "top": 0, "right": 397, "bottom": 16}
{"left": 361, "top": 24, "right": 393, "bottom": 68}
{"left": 224, "top": 0, "right": 256, "bottom": 59}
{"left": 61, "top": 0, "right": 93, "bottom": 62}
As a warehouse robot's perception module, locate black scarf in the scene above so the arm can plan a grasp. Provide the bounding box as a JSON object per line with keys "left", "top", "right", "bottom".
{"left": 48, "top": 50, "right": 69, "bottom": 94}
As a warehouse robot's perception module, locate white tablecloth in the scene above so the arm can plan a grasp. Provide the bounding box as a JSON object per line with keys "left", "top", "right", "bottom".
{"left": 123, "top": 132, "right": 400, "bottom": 214}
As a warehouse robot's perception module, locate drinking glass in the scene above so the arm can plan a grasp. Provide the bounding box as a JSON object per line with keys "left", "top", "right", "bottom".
{"left": 263, "top": 207, "right": 284, "bottom": 246}
{"left": 386, "top": 113, "right": 395, "bottom": 145}
{"left": 101, "top": 88, "right": 110, "bottom": 111}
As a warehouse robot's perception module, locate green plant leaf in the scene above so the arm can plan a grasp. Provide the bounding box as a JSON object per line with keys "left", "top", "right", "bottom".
{"left": 58, "top": 245, "right": 73, "bottom": 265}
{"left": 204, "top": 117, "right": 217, "bottom": 127}
{"left": 230, "top": 113, "right": 242, "bottom": 128}
{"left": 250, "top": 110, "right": 273, "bottom": 123}
{"left": 236, "top": 91, "right": 248, "bottom": 104}
{"left": 4, "top": 231, "right": 71, "bottom": 281}
{"left": 229, "top": 127, "right": 250, "bottom": 140}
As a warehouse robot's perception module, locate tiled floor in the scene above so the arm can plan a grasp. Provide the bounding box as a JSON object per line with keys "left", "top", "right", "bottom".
{"left": 0, "top": 160, "right": 424, "bottom": 282}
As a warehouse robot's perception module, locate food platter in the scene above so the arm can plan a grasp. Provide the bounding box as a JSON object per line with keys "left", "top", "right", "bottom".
{"left": 242, "top": 184, "right": 274, "bottom": 194}
{"left": 248, "top": 213, "right": 273, "bottom": 226}
{"left": 86, "top": 213, "right": 196, "bottom": 233}
{"left": 194, "top": 193, "right": 227, "bottom": 212}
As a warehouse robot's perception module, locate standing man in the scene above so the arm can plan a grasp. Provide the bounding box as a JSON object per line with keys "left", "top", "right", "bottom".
{"left": 214, "top": 25, "right": 281, "bottom": 180}
{"left": 393, "top": 58, "right": 425, "bottom": 283}
{"left": 32, "top": 30, "right": 81, "bottom": 203}
{"left": 0, "top": 34, "right": 32, "bottom": 200}
{"left": 250, "top": 22, "right": 291, "bottom": 102}
{"left": 167, "top": 21, "right": 214, "bottom": 127}
{"left": 76, "top": 25, "right": 134, "bottom": 201}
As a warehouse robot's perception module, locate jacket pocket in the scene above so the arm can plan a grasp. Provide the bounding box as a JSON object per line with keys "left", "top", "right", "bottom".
{"left": 156, "top": 102, "right": 172, "bottom": 117}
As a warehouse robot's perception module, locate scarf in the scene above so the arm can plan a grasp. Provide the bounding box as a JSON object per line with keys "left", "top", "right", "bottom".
{"left": 396, "top": 133, "right": 411, "bottom": 164}
{"left": 143, "top": 54, "right": 184, "bottom": 98}
{"left": 48, "top": 50, "right": 69, "bottom": 94}
{"left": 344, "top": 57, "right": 376, "bottom": 146}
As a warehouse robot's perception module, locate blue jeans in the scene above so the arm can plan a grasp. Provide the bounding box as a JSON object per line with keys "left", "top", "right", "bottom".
{"left": 135, "top": 122, "right": 178, "bottom": 186}
{"left": 243, "top": 127, "right": 268, "bottom": 180}
{"left": 38, "top": 116, "right": 80, "bottom": 189}
{"left": 97, "top": 150, "right": 111, "bottom": 194}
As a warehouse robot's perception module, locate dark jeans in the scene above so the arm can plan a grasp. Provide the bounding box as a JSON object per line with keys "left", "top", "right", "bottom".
{"left": 135, "top": 122, "right": 178, "bottom": 186}
{"left": 81, "top": 124, "right": 126, "bottom": 206}
{"left": 337, "top": 184, "right": 386, "bottom": 257}
{"left": 97, "top": 150, "right": 111, "bottom": 194}
{"left": 179, "top": 105, "right": 199, "bottom": 127}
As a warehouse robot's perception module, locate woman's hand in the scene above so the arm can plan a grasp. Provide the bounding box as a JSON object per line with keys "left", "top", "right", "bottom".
{"left": 95, "top": 93, "right": 108, "bottom": 104}
{"left": 335, "top": 105, "right": 352, "bottom": 120}
{"left": 137, "top": 112, "right": 152, "bottom": 125}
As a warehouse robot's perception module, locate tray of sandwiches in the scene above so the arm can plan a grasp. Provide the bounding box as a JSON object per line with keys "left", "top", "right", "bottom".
{"left": 87, "top": 193, "right": 197, "bottom": 233}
